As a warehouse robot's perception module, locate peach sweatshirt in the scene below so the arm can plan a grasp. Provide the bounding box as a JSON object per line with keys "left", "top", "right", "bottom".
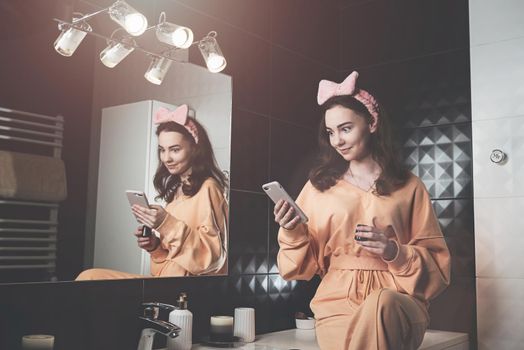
{"left": 149, "top": 177, "right": 228, "bottom": 276}
{"left": 277, "top": 174, "right": 450, "bottom": 312}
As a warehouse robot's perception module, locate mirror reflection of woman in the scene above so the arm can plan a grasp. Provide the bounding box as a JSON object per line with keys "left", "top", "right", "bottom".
{"left": 274, "top": 72, "right": 450, "bottom": 349}
{"left": 77, "top": 105, "right": 228, "bottom": 280}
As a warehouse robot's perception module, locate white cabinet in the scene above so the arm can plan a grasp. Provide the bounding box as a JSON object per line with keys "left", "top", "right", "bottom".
{"left": 93, "top": 100, "right": 179, "bottom": 275}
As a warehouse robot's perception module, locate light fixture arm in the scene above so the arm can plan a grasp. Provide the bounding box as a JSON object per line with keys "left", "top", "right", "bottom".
{"left": 71, "top": 7, "right": 109, "bottom": 24}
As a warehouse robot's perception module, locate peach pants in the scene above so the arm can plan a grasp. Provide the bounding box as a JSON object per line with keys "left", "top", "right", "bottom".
{"left": 314, "top": 288, "right": 429, "bottom": 350}
{"left": 76, "top": 268, "right": 144, "bottom": 281}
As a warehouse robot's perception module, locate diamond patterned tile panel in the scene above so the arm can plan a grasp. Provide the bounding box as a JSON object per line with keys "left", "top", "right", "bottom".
{"left": 267, "top": 274, "right": 320, "bottom": 331}
{"left": 404, "top": 124, "right": 473, "bottom": 198}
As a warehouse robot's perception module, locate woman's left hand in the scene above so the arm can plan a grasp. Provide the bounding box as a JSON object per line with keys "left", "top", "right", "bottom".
{"left": 354, "top": 224, "right": 398, "bottom": 261}
{"left": 131, "top": 204, "right": 168, "bottom": 229}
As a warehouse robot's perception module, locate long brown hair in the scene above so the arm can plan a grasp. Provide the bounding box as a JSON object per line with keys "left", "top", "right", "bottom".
{"left": 309, "top": 95, "right": 409, "bottom": 195}
{"left": 153, "top": 117, "right": 227, "bottom": 203}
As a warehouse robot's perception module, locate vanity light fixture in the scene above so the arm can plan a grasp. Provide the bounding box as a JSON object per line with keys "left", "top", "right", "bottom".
{"left": 53, "top": 1, "right": 227, "bottom": 84}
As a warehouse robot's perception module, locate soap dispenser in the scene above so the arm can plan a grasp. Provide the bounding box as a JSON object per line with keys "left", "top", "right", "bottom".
{"left": 167, "top": 292, "right": 193, "bottom": 350}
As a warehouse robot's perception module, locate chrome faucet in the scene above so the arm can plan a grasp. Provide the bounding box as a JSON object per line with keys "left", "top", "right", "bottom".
{"left": 137, "top": 302, "right": 181, "bottom": 350}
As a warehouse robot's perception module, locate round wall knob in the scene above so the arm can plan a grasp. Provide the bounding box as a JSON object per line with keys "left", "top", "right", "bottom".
{"left": 490, "top": 149, "right": 507, "bottom": 164}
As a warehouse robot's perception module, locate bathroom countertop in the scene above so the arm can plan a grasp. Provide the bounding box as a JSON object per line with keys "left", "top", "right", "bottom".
{"left": 191, "top": 328, "right": 318, "bottom": 350}
{"left": 189, "top": 328, "right": 469, "bottom": 350}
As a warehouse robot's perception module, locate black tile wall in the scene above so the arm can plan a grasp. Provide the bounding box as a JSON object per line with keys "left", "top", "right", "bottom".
{"left": 271, "top": 47, "right": 338, "bottom": 128}
{"left": 271, "top": 0, "right": 340, "bottom": 67}
{"left": 228, "top": 191, "right": 269, "bottom": 275}
{"left": 339, "top": 0, "right": 469, "bottom": 69}
{"left": 230, "top": 109, "right": 270, "bottom": 192}
{"left": 269, "top": 119, "right": 317, "bottom": 196}
{"left": 0, "top": 280, "right": 143, "bottom": 350}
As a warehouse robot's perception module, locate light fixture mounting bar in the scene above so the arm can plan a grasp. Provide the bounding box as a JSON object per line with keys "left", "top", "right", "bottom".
{"left": 71, "top": 7, "right": 109, "bottom": 24}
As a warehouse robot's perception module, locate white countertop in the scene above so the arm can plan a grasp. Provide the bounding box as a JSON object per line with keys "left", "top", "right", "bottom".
{"left": 191, "top": 329, "right": 317, "bottom": 350}
{"left": 189, "top": 328, "right": 468, "bottom": 350}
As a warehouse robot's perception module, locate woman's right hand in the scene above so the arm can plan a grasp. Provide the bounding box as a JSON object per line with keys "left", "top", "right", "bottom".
{"left": 134, "top": 225, "right": 160, "bottom": 252}
{"left": 274, "top": 199, "right": 301, "bottom": 230}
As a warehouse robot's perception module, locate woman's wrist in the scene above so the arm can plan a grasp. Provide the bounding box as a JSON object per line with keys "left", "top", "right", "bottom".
{"left": 146, "top": 237, "right": 160, "bottom": 252}
{"left": 382, "top": 240, "right": 398, "bottom": 261}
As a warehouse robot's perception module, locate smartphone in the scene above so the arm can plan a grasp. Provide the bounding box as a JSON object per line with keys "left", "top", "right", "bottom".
{"left": 125, "top": 190, "right": 152, "bottom": 237}
{"left": 262, "top": 181, "right": 308, "bottom": 223}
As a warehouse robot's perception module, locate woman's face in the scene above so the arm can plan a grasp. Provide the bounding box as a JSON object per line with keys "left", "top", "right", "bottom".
{"left": 324, "top": 105, "right": 376, "bottom": 162}
{"left": 158, "top": 131, "right": 193, "bottom": 176}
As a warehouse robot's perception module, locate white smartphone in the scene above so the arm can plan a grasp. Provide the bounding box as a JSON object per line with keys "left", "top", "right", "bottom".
{"left": 125, "top": 190, "right": 152, "bottom": 237}
{"left": 262, "top": 181, "right": 308, "bottom": 223}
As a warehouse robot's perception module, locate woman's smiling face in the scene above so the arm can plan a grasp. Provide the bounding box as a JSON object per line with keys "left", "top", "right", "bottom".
{"left": 324, "top": 105, "right": 376, "bottom": 162}
{"left": 158, "top": 131, "right": 193, "bottom": 176}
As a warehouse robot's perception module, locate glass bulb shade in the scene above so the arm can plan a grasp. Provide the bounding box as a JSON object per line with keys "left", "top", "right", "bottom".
{"left": 156, "top": 22, "right": 193, "bottom": 49}
{"left": 144, "top": 56, "right": 172, "bottom": 85}
{"left": 108, "top": 0, "right": 148, "bottom": 36}
{"left": 53, "top": 21, "right": 91, "bottom": 57}
{"left": 99, "top": 41, "right": 134, "bottom": 68}
{"left": 198, "top": 35, "right": 227, "bottom": 73}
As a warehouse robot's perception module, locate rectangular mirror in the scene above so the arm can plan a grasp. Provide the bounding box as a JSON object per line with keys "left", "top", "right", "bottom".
{"left": 0, "top": 2, "right": 232, "bottom": 283}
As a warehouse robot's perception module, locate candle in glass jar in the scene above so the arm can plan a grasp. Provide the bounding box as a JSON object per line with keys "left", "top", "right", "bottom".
{"left": 21, "top": 334, "right": 54, "bottom": 350}
{"left": 210, "top": 315, "right": 234, "bottom": 341}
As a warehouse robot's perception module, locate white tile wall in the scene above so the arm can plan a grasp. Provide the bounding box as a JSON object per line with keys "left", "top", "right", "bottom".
{"left": 470, "top": 0, "right": 524, "bottom": 46}
{"left": 476, "top": 278, "right": 524, "bottom": 350}
{"left": 470, "top": 1, "right": 524, "bottom": 348}
{"left": 475, "top": 197, "right": 524, "bottom": 278}
{"left": 472, "top": 116, "right": 524, "bottom": 198}
{"left": 470, "top": 37, "right": 524, "bottom": 121}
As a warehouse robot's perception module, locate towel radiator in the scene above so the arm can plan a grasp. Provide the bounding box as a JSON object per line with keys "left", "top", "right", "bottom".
{"left": 0, "top": 106, "right": 64, "bottom": 282}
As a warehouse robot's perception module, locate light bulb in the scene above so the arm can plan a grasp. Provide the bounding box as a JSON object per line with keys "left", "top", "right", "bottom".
{"left": 156, "top": 21, "right": 193, "bottom": 49}
{"left": 172, "top": 28, "right": 189, "bottom": 48}
{"left": 144, "top": 56, "right": 172, "bottom": 85}
{"left": 207, "top": 53, "right": 226, "bottom": 73}
{"left": 53, "top": 20, "right": 91, "bottom": 57}
{"left": 124, "top": 13, "right": 147, "bottom": 36}
{"left": 198, "top": 33, "right": 227, "bottom": 73}
{"left": 109, "top": 1, "right": 148, "bottom": 37}
{"left": 100, "top": 41, "right": 134, "bottom": 68}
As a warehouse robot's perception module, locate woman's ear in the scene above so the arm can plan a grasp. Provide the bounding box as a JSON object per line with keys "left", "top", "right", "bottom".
{"left": 369, "top": 117, "right": 378, "bottom": 133}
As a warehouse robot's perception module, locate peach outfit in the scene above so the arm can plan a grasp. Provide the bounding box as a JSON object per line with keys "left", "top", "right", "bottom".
{"left": 77, "top": 178, "right": 228, "bottom": 280}
{"left": 277, "top": 174, "right": 450, "bottom": 349}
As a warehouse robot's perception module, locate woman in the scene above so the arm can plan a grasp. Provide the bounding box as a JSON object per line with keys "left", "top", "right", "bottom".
{"left": 77, "top": 104, "right": 228, "bottom": 280}
{"left": 274, "top": 72, "right": 450, "bottom": 349}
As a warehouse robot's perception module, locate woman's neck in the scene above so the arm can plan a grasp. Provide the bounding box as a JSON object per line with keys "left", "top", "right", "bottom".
{"left": 347, "top": 155, "right": 381, "bottom": 179}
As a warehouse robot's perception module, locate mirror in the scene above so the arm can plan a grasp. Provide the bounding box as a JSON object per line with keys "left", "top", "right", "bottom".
{"left": 0, "top": 1, "right": 231, "bottom": 283}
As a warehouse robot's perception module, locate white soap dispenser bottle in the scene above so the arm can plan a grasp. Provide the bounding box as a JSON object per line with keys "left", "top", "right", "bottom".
{"left": 167, "top": 292, "right": 193, "bottom": 350}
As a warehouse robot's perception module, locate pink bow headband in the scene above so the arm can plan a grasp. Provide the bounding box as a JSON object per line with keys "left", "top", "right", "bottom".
{"left": 153, "top": 105, "right": 199, "bottom": 144}
{"left": 317, "top": 71, "right": 380, "bottom": 123}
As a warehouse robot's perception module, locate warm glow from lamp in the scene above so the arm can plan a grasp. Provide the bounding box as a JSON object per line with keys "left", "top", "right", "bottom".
{"left": 109, "top": 1, "right": 148, "bottom": 37}
{"left": 123, "top": 13, "right": 147, "bottom": 36}
{"left": 155, "top": 13, "right": 194, "bottom": 49}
